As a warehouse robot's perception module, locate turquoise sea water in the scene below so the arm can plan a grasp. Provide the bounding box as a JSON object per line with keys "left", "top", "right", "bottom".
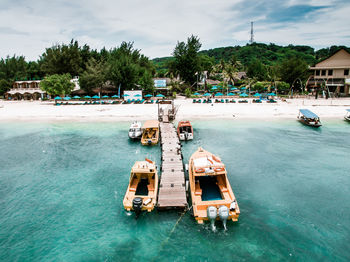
{"left": 0, "top": 120, "right": 349, "bottom": 261}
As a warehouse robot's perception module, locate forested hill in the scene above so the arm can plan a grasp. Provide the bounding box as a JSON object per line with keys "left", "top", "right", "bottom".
{"left": 153, "top": 43, "right": 350, "bottom": 69}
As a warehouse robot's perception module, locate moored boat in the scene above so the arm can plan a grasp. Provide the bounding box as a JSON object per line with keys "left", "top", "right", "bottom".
{"left": 298, "top": 109, "right": 322, "bottom": 127}
{"left": 128, "top": 121, "right": 142, "bottom": 139}
{"left": 141, "top": 120, "right": 159, "bottom": 145}
{"left": 188, "top": 147, "right": 239, "bottom": 230}
{"left": 344, "top": 109, "right": 350, "bottom": 122}
{"left": 123, "top": 158, "right": 158, "bottom": 217}
{"left": 177, "top": 120, "right": 194, "bottom": 141}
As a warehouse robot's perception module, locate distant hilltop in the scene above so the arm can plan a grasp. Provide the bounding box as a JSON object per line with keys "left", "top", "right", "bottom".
{"left": 153, "top": 43, "right": 350, "bottom": 70}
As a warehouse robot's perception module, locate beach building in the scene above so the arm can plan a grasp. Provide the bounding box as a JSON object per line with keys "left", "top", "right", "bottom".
{"left": 6, "top": 76, "right": 81, "bottom": 100}
{"left": 306, "top": 49, "right": 350, "bottom": 97}
{"left": 6, "top": 80, "right": 45, "bottom": 100}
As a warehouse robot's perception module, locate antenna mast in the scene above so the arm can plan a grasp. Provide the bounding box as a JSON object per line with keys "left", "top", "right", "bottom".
{"left": 250, "top": 21, "right": 254, "bottom": 44}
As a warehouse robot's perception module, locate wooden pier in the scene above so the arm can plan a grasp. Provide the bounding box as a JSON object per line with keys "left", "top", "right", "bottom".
{"left": 157, "top": 122, "right": 187, "bottom": 209}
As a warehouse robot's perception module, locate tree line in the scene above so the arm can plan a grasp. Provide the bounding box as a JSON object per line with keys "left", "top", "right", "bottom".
{"left": 1, "top": 37, "right": 349, "bottom": 96}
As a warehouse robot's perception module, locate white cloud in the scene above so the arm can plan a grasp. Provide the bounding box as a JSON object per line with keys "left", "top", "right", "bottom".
{"left": 0, "top": 0, "right": 349, "bottom": 61}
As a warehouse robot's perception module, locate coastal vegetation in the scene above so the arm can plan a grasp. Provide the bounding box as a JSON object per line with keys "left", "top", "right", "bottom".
{"left": 0, "top": 37, "right": 349, "bottom": 96}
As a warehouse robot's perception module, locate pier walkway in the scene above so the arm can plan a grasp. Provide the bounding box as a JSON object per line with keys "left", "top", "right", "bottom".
{"left": 157, "top": 122, "right": 187, "bottom": 209}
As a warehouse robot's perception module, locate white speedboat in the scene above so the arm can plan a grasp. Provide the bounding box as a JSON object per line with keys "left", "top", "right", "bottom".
{"left": 128, "top": 121, "right": 142, "bottom": 139}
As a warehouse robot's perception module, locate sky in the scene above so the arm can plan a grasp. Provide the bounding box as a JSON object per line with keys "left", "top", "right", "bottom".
{"left": 0, "top": 0, "right": 349, "bottom": 61}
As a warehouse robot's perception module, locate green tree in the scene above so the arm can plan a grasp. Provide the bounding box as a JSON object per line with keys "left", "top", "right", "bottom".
{"left": 107, "top": 42, "right": 154, "bottom": 92}
{"left": 40, "top": 74, "right": 74, "bottom": 96}
{"left": 247, "top": 59, "right": 267, "bottom": 81}
{"left": 79, "top": 58, "right": 107, "bottom": 94}
{"left": 278, "top": 57, "right": 308, "bottom": 86}
{"left": 171, "top": 35, "right": 202, "bottom": 85}
{"left": 0, "top": 79, "right": 11, "bottom": 96}
{"left": 40, "top": 39, "right": 83, "bottom": 76}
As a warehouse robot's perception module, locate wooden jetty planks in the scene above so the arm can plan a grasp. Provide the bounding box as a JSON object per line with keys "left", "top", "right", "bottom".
{"left": 157, "top": 122, "right": 187, "bottom": 209}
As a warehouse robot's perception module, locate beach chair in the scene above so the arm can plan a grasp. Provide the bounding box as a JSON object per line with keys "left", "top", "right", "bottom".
{"left": 140, "top": 99, "right": 145, "bottom": 104}
{"left": 225, "top": 99, "right": 229, "bottom": 103}
{"left": 221, "top": 99, "right": 224, "bottom": 103}
{"left": 208, "top": 99, "right": 212, "bottom": 103}
{"left": 193, "top": 99, "right": 196, "bottom": 103}
{"left": 230, "top": 99, "right": 236, "bottom": 103}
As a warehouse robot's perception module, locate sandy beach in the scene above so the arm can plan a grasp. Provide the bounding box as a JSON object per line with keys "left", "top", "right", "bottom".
{"left": 0, "top": 98, "right": 350, "bottom": 122}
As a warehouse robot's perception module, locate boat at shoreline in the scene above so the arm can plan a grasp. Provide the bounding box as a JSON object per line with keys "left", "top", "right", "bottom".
{"left": 141, "top": 120, "right": 159, "bottom": 145}
{"left": 123, "top": 158, "right": 158, "bottom": 217}
{"left": 345, "top": 109, "right": 350, "bottom": 122}
{"left": 298, "top": 109, "right": 322, "bottom": 127}
{"left": 177, "top": 120, "right": 194, "bottom": 141}
{"left": 188, "top": 147, "right": 239, "bottom": 230}
{"left": 128, "top": 121, "right": 142, "bottom": 139}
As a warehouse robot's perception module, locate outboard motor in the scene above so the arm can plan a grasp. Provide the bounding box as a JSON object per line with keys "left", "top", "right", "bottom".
{"left": 132, "top": 197, "right": 143, "bottom": 218}
{"left": 207, "top": 206, "right": 217, "bottom": 231}
{"left": 184, "top": 131, "right": 188, "bottom": 141}
{"left": 218, "top": 205, "right": 229, "bottom": 230}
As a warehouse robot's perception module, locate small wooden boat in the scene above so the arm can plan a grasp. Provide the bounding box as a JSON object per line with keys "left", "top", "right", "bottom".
{"left": 141, "top": 120, "right": 159, "bottom": 145}
{"left": 177, "top": 120, "right": 194, "bottom": 141}
{"left": 298, "top": 109, "right": 322, "bottom": 127}
{"left": 344, "top": 109, "right": 350, "bottom": 122}
{"left": 123, "top": 158, "right": 158, "bottom": 217}
{"left": 128, "top": 121, "right": 142, "bottom": 139}
{"left": 188, "top": 147, "right": 239, "bottom": 230}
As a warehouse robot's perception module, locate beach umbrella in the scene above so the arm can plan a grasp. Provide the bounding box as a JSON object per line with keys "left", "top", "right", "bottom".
{"left": 111, "top": 95, "right": 119, "bottom": 98}
{"left": 63, "top": 96, "right": 71, "bottom": 100}
{"left": 134, "top": 94, "right": 142, "bottom": 97}
{"left": 203, "top": 93, "right": 211, "bottom": 97}
{"left": 84, "top": 95, "right": 91, "bottom": 99}
{"left": 156, "top": 94, "right": 165, "bottom": 97}
{"left": 228, "top": 84, "right": 233, "bottom": 88}
{"left": 240, "top": 87, "right": 247, "bottom": 90}
{"left": 92, "top": 95, "right": 100, "bottom": 99}
{"left": 215, "top": 92, "right": 224, "bottom": 96}
{"left": 144, "top": 94, "right": 152, "bottom": 97}
{"left": 268, "top": 92, "right": 276, "bottom": 96}
{"left": 227, "top": 92, "right": 235, "bottom": 96}
{"left": 54, "top": 96, "right": 62, "bottom": 100}
{"left": 240, "top": 93, "right": 248, "bottom": 97}
{"left": 123, "top": 94, "right": 130, "bottom": 97}
{"left": 73, "top": 95, "right": 81, "bottom": 99}
{"left": 102, "top": 95, "right": 109, "bottom": 98}
{"left": 194, "top": 92, "right": 200, "bottom": 96}
{"left": 230, "top": 87, "right": 238, "bottom": 91}
{"left": 254, "top": 93, "right": 261, "bottom": 97}
{"left": 211, "top": 86, "right": 217, "bottom": 90}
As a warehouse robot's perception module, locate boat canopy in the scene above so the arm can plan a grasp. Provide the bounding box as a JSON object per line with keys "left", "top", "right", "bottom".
{"left": 143, "top": 120, "right": 159, "bottom": 129}
{"left": 299, "top": 109, "right": 319, "bottom": 119}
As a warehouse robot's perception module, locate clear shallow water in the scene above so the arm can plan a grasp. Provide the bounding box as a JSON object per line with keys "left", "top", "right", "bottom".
{"left": 0, "top": 120, "right": 349, "bottom": 261}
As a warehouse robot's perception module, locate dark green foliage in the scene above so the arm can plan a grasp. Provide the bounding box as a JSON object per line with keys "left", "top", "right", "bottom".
{"left": 39, "top": 74, "right": 75, "bottom": 96}
{"left": 79, "top": 58, "right": 107, "bottom": 94}
{"left": 0, "top": 55, "right": 28, "bottom": 80}
{"left": 0, "top": 79, "right": 11, "bottom": 95}
{"left": 247, "top": 59, "right": 267, "bottom": 81}
{"left": 107, "top": 42, "right": 154, "bottom": 92}
{"left": 277, "top": 56, "right": 308, "bottom": 86}
{"left": 170, "top": 35, "right": 202, "bottom": 85}
{"left": 40, "top": 40, "right": 83, "bottom": 76}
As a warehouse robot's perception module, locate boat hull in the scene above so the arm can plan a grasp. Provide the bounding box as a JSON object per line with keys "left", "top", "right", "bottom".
{"left": 298, "top": 119, "right": 322, "bottom": 127}
{"left": 188, "top": 147, "right": 239, "bottom": 224}
{"left": 123, "top": 160, "right": 158, "bottom": 213}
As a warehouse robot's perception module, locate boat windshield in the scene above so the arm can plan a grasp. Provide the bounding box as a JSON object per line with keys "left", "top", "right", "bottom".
{"left": 180, "top": 126, "right": 192, "bottom": 133}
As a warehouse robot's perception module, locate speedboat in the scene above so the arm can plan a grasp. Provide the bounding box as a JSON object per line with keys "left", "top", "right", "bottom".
{"left": 123, "top": 158, "right": 158, "bottom": 217}
{"left": 141, "top": 120, "right": 159, "bottom": 145}
{"left": 188, "top": 147, "right": 240, "bottom": 230}
{"left": 128, "top": 121, "right": 142, "bottom": 139}
{"left": 177, "top": 120, "right": 194, "bottom": 141}
{"left": 298, "top": 109, "right": 322, "bottom": 127}
{"left": 345, "top": 109, "right": 350, "bottom": 122}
